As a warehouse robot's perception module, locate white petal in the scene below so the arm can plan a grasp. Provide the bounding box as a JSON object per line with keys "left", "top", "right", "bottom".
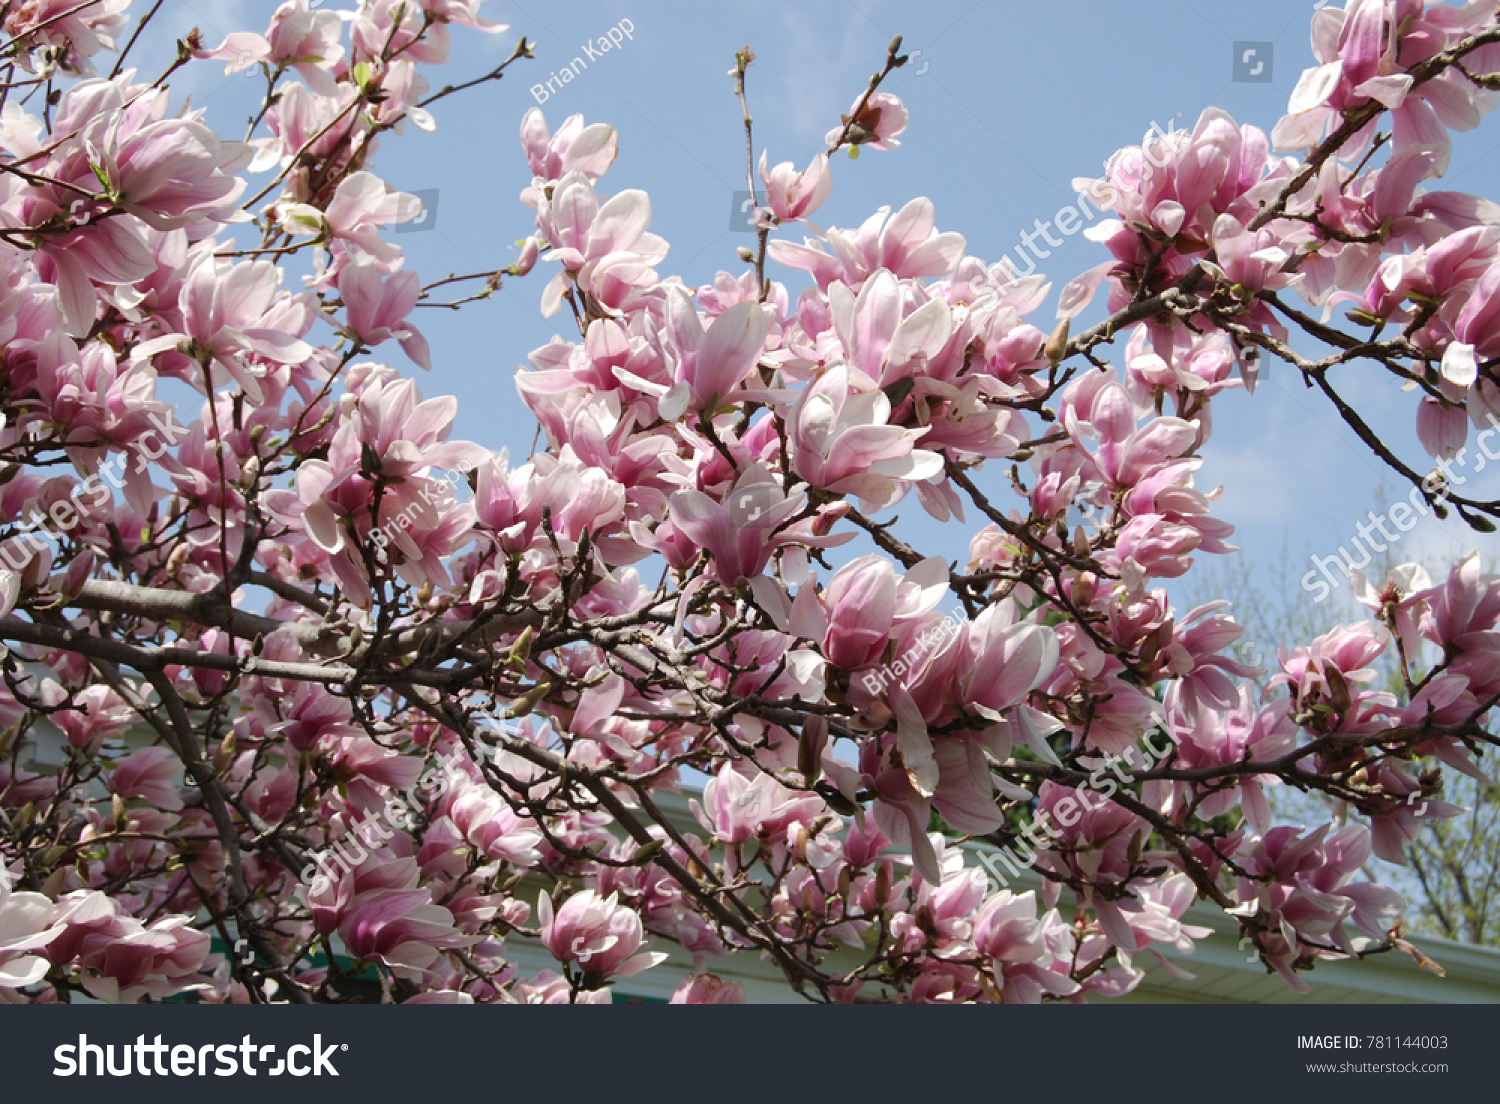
{"left": 657, "top": 382, "right": 690, "bottom": 423}
{"left": 1443, "top": 342, "right": 1477, "bottom": 388}
{"left": 1288, "top": 61, "right": 1344, "bottom": 115}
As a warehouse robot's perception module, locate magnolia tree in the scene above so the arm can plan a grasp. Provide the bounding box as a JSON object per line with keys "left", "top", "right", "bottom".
{"left": 1, "top": 0, "right": 1499, "bottom": 1006}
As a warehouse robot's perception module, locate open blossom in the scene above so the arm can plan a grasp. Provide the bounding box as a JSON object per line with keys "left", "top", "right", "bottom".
{"left": 0, "top": 866, "right": 64, "bottom": 996}
{"left": 535, "top": 170, "right": 668, "bottom": 317}
{"left": 695, "top": 763, "right": 825, "bottom": 848}
{"left": 201, "top": 0, "right": 347, "bottom": 96}
{"left": 970, "top": 890, "right": 1079, "bottom": 1004}
{"left": 133, "top": 255, "right": 314, "bottom": 402}
{"left": 656, "top": 297, "right": 770, "bottom": 421}
{"left": 521, "top": 109, "right": 618, "bottom": 191}
{"left": 538, "top": 890, "right": 667, "bottom": 979}
{"left": 109, "top": 747, "right": 184, "bottom": 812}
{"left": 759, "top": 150, "right": 832, "bottom": 223}
{"left": 338, "top": 264, "right": 432, "bottom": 370}
{"left": 770, "top": 197, "right": 966, "bottom": 290}
{"left": 3, "top": 0, "right": 130, "bottom": 74}
{"left": 789, "top": 365, "right": 942, "bottom": 510}
{"left": 44, "top": 891, "right": 210, "bottom": 1002}
{"left": 671, "top": 973, "right": 745, "bottom": 1004}
{"left": 953, "top": 603, "right": 1060, "bottom": 723}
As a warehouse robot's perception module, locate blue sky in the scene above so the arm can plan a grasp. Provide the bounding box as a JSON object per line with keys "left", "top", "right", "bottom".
{"left": 136, "top": 0, "right": 1500, "bottom": 624}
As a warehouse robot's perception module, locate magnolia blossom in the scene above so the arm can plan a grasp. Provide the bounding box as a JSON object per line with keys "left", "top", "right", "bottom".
{"left": 537, "top": 890, "right": 667, "bottom": 979}
{"left": 1, "top": 0, "right": 1496, "bottom": 1010}
{"left": 790, "top": 366, "right": 942, "bottom": 510}
{"left": 0, "top": 867, "right": 64, "bottom": 997}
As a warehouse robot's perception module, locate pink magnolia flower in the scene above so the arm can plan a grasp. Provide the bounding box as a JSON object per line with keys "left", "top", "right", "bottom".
{"left": 1274, "top": 0, "right": 1499, "bottom": 173}
{"left": 133, "top": 256, "right": 314, "bottom": 403}
{"left": 826, "top": 91, "right": 908, "bottom": 150}
{"left": 444, "top": 775, "right": 545, "bottom": 867}
{"left": 45, "top": 891, "right": 210, "bottom": 1002}
{"left": 202, "top": 1, "right": 347, "bottom": 96}
{"left": 789, "top": 365, "right": 942, "bottom": 510}
{"left": 279, "top": 172, "right": 421, "bottom": 274}
{"left": 337, "top": 264, "right": 432, "bottom": 370}
{"left": 516, "top": 969, "right": 611, "bottom": 1004}
{"left": 306, "top": 854, "right": 470, "bottom": 979}
{"left": 34, "top": 216, "right": 156, "bottom": 340}
{"left": 667, "top": 465, "right": 803, "bottom": 586}
{"left": 1419, "top": 550, "right": 1500, "bottom": 647}
{"left": 694, "top": 763, "right": 825, "bottom": 848}
{"left": 1350, "top": 563, "right": 1433, "bottom": 659}
{"left": 0, "top": 865, "right": 65, "bottom": 995}
{"left": 3, "top": 0, "right": 130, "bottom": 75}
{"left": 806, "top": 553, "right": 943, "bottom": 671}
{"left": 953, "top": 603, "right": 1059, "bottom": 723}
{"left": 520, "top": 109, "right": 619, "bottom": 189}
{"left": 249, "top": 80, "right": 360, "bottom": 173}
{"left": 770, "top": 197, "right": 966, "bottom": 290}
{"left": 40, "top": 680, "right": 134, "bottom": 753}
{"left": 655, "top": 296, "right": 770, "bottom": 421}
{"left": 88, "top": 88, "right": 250, "bottom": 233}
{"left": 671, "top": 973, "right": 745, "bottom": 1004}
{"left": 828, "top": 268, "right": 955, "bottom": 391}
{"left": 1416, "top": 396, "right": 1466, "bottom": 459}
{"left": 537, "top": 890, "right": 667, "bottom": 979}
{"left": 759, "top": 150, "right": 832, "bottom": 222}
{"left": 535, "top": 170, "right": 667, "bottom": 317}
{"left": 970, "top": 890, "right": 1079, "bottom": 1003}
{"left": 109, "top": 746, "right": 184, "bottom": 812}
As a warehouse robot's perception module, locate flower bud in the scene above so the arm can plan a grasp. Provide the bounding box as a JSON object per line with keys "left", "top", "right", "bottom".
{"left": 1044, "top": 318, "right": 1070, "bottom": 365}
{"left": 212, "top": 733, "right": 235, "bottom": 774}
{"left": 1071, "top": 572, "right": 1096, "bottom": 609}
{"left": 506, "top": 680, "right": 552, "bottom": 718}
{"left": 507, "top": 625, "right": 533, "bottom": 669}
{"left": 41, "top": 866, "right": 69, "bottom": 899}
{"left": 165, "top": 543, "right": 190, "bottom": 577}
